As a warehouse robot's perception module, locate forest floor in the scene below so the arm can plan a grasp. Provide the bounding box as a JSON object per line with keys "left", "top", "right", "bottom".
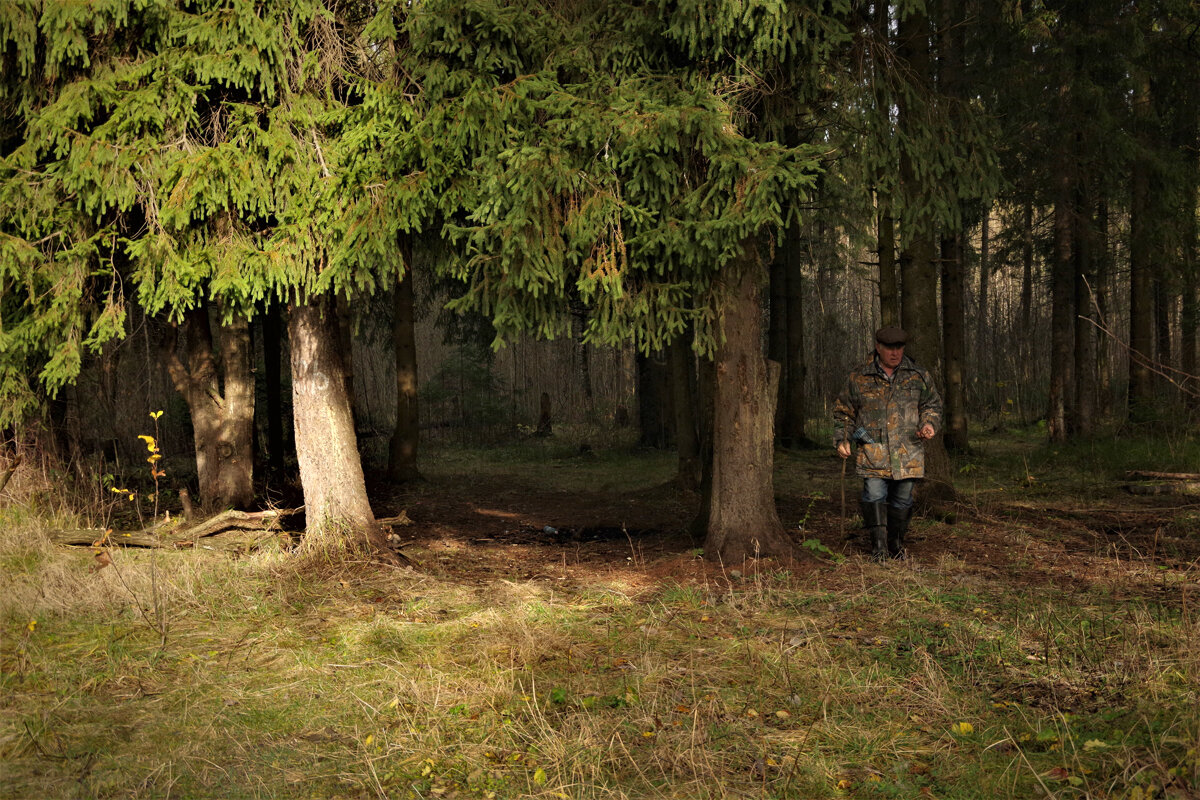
{"left": 2, "top": 428, "right": 1199, "bottom": 799}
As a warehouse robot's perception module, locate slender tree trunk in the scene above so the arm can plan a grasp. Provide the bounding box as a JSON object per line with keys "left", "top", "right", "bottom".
{"left": 1183, "top": 200, "right": 1198, "bottom": 411}
{"left": 878, "top": 204, "right": 899, "bottom": 328}
{"left": 977, "top": 210, "right": 990, "bottom": 408}
{"left": 705, "top": 243, "right": 794, "bottom": 563}
{"left": 1048, "top": 183, "right": 1075, "bottom": 442}
{"left": 289, "top": 296, "right": 385, "bottom": 553}
{"left": 388, "top": 244, "right": 420, "bottom": 483}
{"left": 163, "top": 305, "right": 255, "bottom": 510}
{"left": 1096, "top": 201, "right": 1113, "bottom": 416}
{"left": 1021, "top": 201, "right": 1035, "bottom": 422}
{"left": 782, "top": 219, "right": 811, "bottom": 447}
{"left": 1073, "top": 195, "right": 1097, "bottom": 437}
{"left": 669, "top": 333, "right": 700, "bottom": 491}
{"left": 941, "top": 234, "right": 968, "bottom": 451}
{"left": 637, "top": 351, "right": 671, "bottom": 448}
{"left": 1129, "top": 74, "right": 1156, "bottom": 420}
{"left": 262, "top": 303, "right": 286, "bottom": 476}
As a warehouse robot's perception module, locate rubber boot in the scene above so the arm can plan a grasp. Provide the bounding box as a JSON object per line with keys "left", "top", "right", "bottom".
{"left": 886, "top": 505, "right": 913, "bottom": 560}
{"left": 860, "top": 501, "right": 888, "bottom": 562}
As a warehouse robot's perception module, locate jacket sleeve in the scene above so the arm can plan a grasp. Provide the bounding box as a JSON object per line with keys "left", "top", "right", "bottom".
{"left": 918, "top": 370, "right": 943, "bottom": 432}
{"left": 832, "top": 375, "right": 859, "bottom": 445}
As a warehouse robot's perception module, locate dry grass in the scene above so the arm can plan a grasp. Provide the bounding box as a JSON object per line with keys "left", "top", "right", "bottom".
{"left": 2, "top": 435, "right": 1199, "bottom": 799}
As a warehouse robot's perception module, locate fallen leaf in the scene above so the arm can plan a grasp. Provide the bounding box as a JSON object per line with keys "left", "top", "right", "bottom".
{"left": 951, "top": 722, "right": 974, "bottom": 735}
{"left": 91, "top": 551, "right": 112, "bottom": 572}
{"left": 1045, "top": 767, "right": 1071, "bottom": 781}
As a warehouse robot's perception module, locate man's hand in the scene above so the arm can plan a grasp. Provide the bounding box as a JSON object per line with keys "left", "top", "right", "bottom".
{"left": 917, "top": 423, "right": 935, "bottom": 440}
{"left": 837, "top": 441, "right": 851, "bottom": 459}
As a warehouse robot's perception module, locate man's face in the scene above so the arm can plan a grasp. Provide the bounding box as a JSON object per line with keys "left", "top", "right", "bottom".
{"left": 875, "top": 341, "right": 904, "bottom": 369}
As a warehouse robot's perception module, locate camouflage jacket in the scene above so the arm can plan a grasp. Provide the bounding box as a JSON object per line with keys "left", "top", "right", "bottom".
{"left": 832, "top": 355, "right": 943, "bottom": 480}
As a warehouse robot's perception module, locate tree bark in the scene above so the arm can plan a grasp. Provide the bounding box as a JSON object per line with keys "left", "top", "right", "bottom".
{"left": 1073, "top": 193, "right": 1097, "bottom": 437}
{"left": 163, "top": 305, "right": 255, "bottom": 510}
{"left": 897, "top": 7, "right": 955, "bottom": 504}
{"left": 388, "top": 240, "right": 421, "bottom": 483}
{"left": 1128, "top": 74, "right": 1155, "bottom": 419}
{"left": 1020, "top": 200, "right": 1036, "bottom": 422}
{"left": 1048, "top": 183, "right": 1075, "bottom": 442}
{"left": 705, "top": 243, "right": 794, "bottom": 563}
{"left": 289, "top": 296, "right": 386, "bottom": 553}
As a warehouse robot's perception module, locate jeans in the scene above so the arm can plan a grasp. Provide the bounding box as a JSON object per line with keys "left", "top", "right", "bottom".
{"left": 861, "top": 477, "right": 915, "bottom": 510}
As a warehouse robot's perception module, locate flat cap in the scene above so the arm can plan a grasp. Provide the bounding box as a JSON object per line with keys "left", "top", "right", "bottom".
{"left": 875, "top": 325, "right": 908, "bottom": 345}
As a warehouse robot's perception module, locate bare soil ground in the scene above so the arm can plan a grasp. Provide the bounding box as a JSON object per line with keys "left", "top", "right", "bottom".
{"left": 369, "top": 460, "right": 1200, "bottom": 603}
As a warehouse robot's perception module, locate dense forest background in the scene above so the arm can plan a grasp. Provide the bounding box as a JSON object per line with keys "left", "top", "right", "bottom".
{"left": 1, "top": 0, "right": 1197, "bottom": 557}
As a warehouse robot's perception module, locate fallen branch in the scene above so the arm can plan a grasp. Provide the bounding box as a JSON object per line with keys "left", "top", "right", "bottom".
{"left": 0, "top": 454, "right": 21, "bottom": 496}
{"left": 47, "top": 507, "right": 302, "bottom": 549}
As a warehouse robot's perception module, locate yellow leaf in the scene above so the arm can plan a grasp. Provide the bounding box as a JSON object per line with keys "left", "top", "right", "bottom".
{"left": 26, "top": 620, "right": 36, "bottom": 632}
{"left": 533, "top": 768, "right": 547, "bottom": 786}
{"left": 1083, "top": 739, "right": 1107, "bottom": 750}
{"left": 364, "top": 734, "right": 373, "bottom": 746}
{"left": 150, "top": 410, "right": 163, "bottom": 419}
{"left": 837, "top": 778, "right": 853, "bottom": 789}
{"left": 147, "top": 453, "right": 162, "bottom": 462}
{"left": 951, "top": 722, "right": 974, "bottom": 735}
{"left": 775, "top": 710, "right": 791, "bottom": 719}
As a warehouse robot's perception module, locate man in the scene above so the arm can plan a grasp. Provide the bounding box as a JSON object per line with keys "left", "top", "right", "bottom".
{"left": 833, "top": 326, "right": 943, "bottom": 561}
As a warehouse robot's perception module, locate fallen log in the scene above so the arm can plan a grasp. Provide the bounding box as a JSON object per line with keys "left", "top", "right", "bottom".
{"left": 1125, "top": 470, "right": 1200, "bottom": 481}
{"left": 47, "top": 508, "right": 302, "bottom": 549}
{"left": 1122, "top": 482, "right": 1200, "bottom": 496}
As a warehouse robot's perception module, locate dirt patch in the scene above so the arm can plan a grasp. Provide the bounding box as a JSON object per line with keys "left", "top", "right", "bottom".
{"left": 364, "top": 470, "right": 1199, "bottom": 598}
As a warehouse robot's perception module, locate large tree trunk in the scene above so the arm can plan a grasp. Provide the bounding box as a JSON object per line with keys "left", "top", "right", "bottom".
{"left": 388, "top": 240, "right": 421, "bottom": 484}
{"left": 940, "top": 233, "right": 968, "bottom": 451}
{"left": 289, "top": 296, "right": 386, "bottom": 553}
{"left": 163, "top": 306, "right": 254, "bottom": 510}
{"left": 874, "top": 0, "right": 899, "bottom": 331}
{"left": 705, "top": 244, "right": 794, "bottom": 564}
{"left": 897, "top": 7, "right": 954, "bottom": 504}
